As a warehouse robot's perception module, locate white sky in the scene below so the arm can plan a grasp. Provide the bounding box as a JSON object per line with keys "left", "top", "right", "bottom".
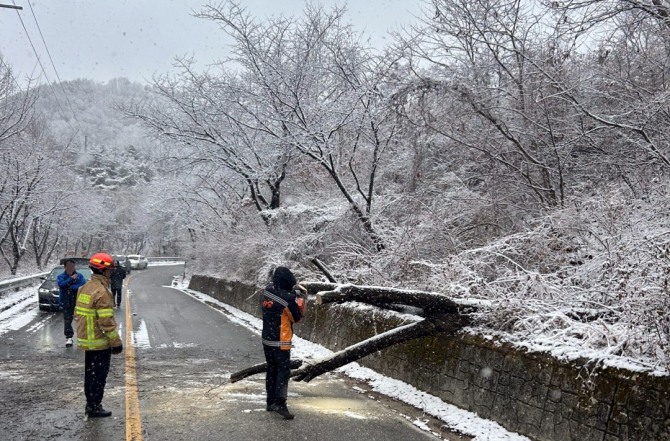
{"left": 0, "top": 0, "right": 425, "bottom": 86}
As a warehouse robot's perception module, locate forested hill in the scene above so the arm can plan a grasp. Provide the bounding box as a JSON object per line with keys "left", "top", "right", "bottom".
{"left": 34, "top": 78, "right": 156, "bottom": 189}
{"left": 35, "top": 77, "right": 150, "bottom": 153}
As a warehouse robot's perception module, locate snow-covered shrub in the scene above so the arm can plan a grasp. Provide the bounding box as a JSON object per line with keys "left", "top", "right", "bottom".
{"left": 385, "top": 188, "right": 670, "bottom": 372}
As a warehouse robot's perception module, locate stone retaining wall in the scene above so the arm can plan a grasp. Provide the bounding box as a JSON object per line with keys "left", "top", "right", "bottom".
{"left": 189, "top": 275, "right": 670, "bottom": 441}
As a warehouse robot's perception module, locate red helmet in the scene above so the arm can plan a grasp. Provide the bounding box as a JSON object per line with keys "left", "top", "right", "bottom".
{"left": 89, "top": 252, "right": 115, "bottom": 270}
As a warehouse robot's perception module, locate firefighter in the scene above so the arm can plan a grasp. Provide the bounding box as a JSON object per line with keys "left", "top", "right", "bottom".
{"left": 75, "top": 252, "right": 123, "bottom": 418}
{"left": 260, "top": 266, "right": 306, "bottom": 419}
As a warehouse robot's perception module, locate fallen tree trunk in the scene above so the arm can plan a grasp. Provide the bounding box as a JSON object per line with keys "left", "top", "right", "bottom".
{"left": 291, "top": 313, "right": 469, "bottom": 382}
{"left": 229, "top": 359, "right": 304, "bottom": 383}
{"left": 315, "top": 284, "right": 463, "bottom": 314}
{"left": 228, "top": 283, "right": 474, "bottom": 384}
{"left": 228, "top": 313, "right": 469, "bottom": 384}
{"left": 301, "top": 281, "right": 338, "bottom": 295}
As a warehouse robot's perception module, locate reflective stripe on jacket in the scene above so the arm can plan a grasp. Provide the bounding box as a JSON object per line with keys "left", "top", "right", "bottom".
{"left": 260, "top": 284, "right": 304, "bottom": 350}
{"left": 75, "top": 274, "right": 121, "bottom": 351}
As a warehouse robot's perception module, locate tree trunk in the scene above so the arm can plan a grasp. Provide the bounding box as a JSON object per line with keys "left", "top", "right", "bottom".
{"left": 228, "top": 313, "right": 469, "bottom": 384}
{"left": 300, "top": 281, "right": 339, "bottom": 294}
{"left": 230, "top": 359, "right": 304, "bottom": 383}
{"left": 314, "top": 284, "right": 464, "bottom": 314}
{"left": 291, "top": 313, "right": 469, "bottom": 382}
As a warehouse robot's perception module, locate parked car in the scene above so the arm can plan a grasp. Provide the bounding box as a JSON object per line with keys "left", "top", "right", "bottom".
{"left": 113, "top": 255, "right": 132, "bottom": 274}
{"left": 38, "top": 264, "right": 92, "bottom": 312}
{"left": 127, "top": 254, "right": 148, "bottom": 270}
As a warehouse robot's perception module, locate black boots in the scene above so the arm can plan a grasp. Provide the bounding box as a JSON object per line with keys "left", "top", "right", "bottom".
{"left": 85, "top": 404, "right": 112, "bottom": 418}
{"left": 270, "top": 402, "right": 295, "bottom": 420}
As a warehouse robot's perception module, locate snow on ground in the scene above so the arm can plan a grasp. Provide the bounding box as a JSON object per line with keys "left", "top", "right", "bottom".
{"left": 25, "top": 314, "right": 54, "bottom": 334}
{"left": 133, "top": 319, "right": 151, "bottom": 349}
{"left": 168, "top": 276, "right": 191, "bottom": 290}
{"left": 477, "top": 328, "right": 669, "bottom": 377}
{"left": 0, "top": 285, "right": 37, "bottom": 311}
{"left": 0, "top": 286, "right": 41, "bottom": 337}
{"left": 177, "top": 287, "right": 531, "bottom": 441}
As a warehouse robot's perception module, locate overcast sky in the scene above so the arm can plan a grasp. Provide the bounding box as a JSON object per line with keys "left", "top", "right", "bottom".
{"left": 0, "top": 0, "right": 425, "bottom": 86}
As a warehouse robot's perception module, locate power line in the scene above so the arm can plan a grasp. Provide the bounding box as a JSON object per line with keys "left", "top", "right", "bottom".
{"left": 25, "top": 0, "right": 83, "bottom": 134}
{"left": 10, "top": 0, "right": 77, "bottom": 134}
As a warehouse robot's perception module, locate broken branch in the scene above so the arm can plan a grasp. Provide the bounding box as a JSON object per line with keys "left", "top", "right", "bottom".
{"left": 310, "top": 257, "right": 338, "bottom": 283}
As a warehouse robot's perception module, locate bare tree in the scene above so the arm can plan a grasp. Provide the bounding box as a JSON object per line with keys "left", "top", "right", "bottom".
{"left": 393, "top": 0, "right": 599, "bottom": 209}
{"left": 124, "top": 60, "right": 291, "bottom": 224}
{"left": 193, "top": 1, "right": 395, "bottom": 250}
{"left": 0, "top": 122, "right": 71, "bottom": 274}
{"left": 0, "top": 55, "right": 36, "bottom": 145}
{"left": 30, "top": 209, "right": 65, "bottom": 270}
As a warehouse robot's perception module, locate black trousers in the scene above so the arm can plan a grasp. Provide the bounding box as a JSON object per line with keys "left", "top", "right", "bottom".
{"left": 84, "top": 349, "right": 112, "bottom": 407}
{"left": 263, "top": 346, "right": 291, "bottom": 406}
{"left": 111, "top": 286, "right": 122, "bottom": 306}
{"left": 63, "top": 303, "right": 75, "bottom": 338}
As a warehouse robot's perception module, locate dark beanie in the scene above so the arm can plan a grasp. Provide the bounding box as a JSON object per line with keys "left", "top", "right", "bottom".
{"left": 273, "top": 266, "right": 296, "bottom": 291}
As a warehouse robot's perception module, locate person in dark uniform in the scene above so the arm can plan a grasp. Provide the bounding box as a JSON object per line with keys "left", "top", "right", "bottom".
{"left": 57, "top": 259, "right": 86, "bottom": 348}
{"left": 110, "top": 260, "right": 126, "bottom": 308}
{"left": 260, "top": 266, "right": 306, "bottom": 419}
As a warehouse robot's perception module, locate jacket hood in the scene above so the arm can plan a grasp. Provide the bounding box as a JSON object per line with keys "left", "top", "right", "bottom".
{"left": 272, "top": 266, "right": 296, "bottom": 291}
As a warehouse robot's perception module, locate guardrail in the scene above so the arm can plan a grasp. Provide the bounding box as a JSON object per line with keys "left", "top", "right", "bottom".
{"left": 147, "top": 257, "right": 186, "bottom": 263}
{"left": 0, "top": 272, "right": 49, "bottom": 295}
{"left": 2, "top": 258, "right": 184, "bottom": 295}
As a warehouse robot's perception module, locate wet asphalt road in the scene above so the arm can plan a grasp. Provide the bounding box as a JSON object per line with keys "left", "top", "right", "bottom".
{"left": 0, "top": 265, "right": 468, "bottom": 441}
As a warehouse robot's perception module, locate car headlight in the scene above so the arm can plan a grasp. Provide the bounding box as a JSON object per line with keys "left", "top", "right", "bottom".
{"left": 39, "top": 288, "right": 50, "bottom": 294}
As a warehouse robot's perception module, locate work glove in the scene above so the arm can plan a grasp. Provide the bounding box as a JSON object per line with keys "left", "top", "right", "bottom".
{"left": 294, "top": 284, "right": 308, "bottom": 299}
{"left": 111, "top": 344, "right": 123, "bottom": 355}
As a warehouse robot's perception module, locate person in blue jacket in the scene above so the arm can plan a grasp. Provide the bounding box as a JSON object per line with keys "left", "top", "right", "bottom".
{"left": 58, "top": 259, "right": 86, "bottom": 347}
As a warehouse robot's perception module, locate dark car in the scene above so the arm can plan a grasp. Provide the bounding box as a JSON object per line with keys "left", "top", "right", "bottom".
{"left": 37, "top": 263, "right": 92, "bottom": 312}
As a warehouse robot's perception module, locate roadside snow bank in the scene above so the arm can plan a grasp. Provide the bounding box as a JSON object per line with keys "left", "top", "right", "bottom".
{"left": 0, "top": 286, "right": 40, "bottom": 337}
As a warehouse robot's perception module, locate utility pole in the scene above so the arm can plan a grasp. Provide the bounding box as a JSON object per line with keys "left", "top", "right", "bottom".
{"left": 0, "top": 4, "right": 23, "bottom": 10}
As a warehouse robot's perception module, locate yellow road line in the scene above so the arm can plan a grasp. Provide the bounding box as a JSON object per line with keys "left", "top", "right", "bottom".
{"left": 124, "top": 279, "right": 143, "bottom": 441}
